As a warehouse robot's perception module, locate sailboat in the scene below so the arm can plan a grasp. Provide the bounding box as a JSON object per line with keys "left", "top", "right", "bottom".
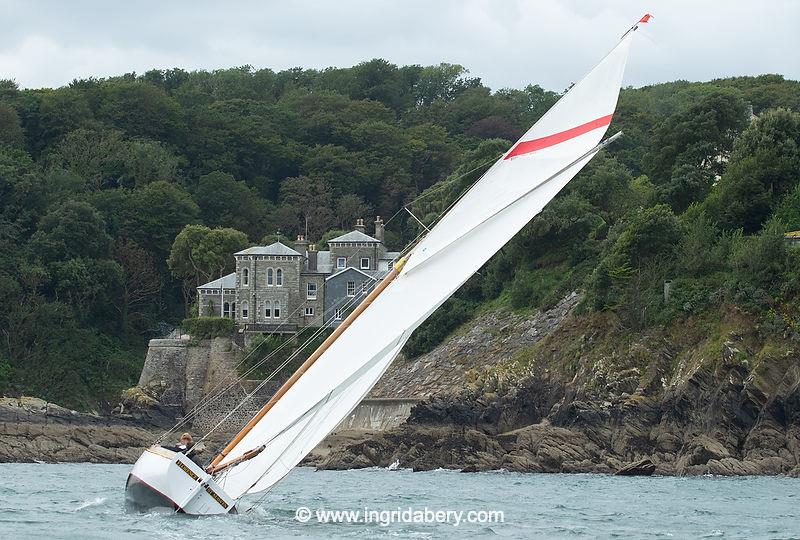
{"left": 125, "top": 14, "right": 651, "bottom": 515}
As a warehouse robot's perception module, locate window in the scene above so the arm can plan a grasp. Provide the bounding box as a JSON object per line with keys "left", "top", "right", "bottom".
{"left": 346, "top": 281, "right": 356, "bottom": 297}
{"left": 264, "top": 300, "right": 272, "bottom": 318}
{"left": 334, "top": 308, "right": 343, "bottom": 321}
{"left": 361, "top": 281, "right": 370, "bottom": 293}
{"left": 273, "top": 301, "right": 281, "bottom": 318}
{"left": 337, "top": 257, "right": 346, "bottom": 269}
{"left": 223, "top": 302, "right": 230, "bottom": 318}
{"left": 242, "top": 301, "right": 249, "bottom": 319}
{"left": 242, "top": 268, "right": 249, "bottom": 286}
{"left": 276, "top": 268, "right": 283, "bottom": 286}
{"left": 304, "top": 306, "right": 315, "bottom": 317}
{"left": 266, "top": 268, "right": 273, "bottom": 286}
{"left": 307, "top": 282, "right": 317, "bottom": 300}
{"left": 360, "top": 257, "right": 370, "bottom": 270}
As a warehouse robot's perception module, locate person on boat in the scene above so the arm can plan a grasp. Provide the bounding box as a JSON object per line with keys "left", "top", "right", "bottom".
{"left": 165, "top": 432, "right": 195, "bottom": 454}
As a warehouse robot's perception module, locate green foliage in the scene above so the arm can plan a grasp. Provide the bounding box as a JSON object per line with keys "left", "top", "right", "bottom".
{"left": 706, "top": 108, "right": 800, "bottom": 232}
{"left": 403, "top": 298, "right": 476, "bottom": 358}
{"left": 2, "top": 61, "right": 800, "bottom": 405}
{"left": 181, "top": 317, "right": 236, "bottom": 339}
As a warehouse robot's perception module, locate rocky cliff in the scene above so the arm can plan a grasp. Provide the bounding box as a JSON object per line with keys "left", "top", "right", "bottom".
{"left": 317, "top": 299, "right": 800, "bottom": 476}
{"left": 0, "top": 397, "right": 159, "bottom": 463}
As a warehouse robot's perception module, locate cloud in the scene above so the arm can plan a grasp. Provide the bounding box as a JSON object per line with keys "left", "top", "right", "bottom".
{"left": 0, "top": 0, "right": 798, "bottom": 91}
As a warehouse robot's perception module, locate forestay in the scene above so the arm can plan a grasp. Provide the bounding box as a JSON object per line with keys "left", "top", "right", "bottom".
{"left": 214, "top": 22, "right": 642, "bottom": 500}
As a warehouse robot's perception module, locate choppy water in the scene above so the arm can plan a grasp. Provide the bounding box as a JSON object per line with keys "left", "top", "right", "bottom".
{"left": 1, "top": 463, "right": 798, "bottom": 539}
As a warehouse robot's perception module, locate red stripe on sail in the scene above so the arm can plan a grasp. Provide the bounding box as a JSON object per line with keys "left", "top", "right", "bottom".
{"left": 504, "top": 114, "right": 614, "bottom": 160}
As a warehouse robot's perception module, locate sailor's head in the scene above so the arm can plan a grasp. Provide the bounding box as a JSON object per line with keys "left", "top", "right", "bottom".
{"left": 180, "top": 432, "right": 193, "bottom": 446}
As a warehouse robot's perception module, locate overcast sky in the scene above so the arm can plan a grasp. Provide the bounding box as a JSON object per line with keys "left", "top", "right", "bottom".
{"left": 1, "top": 1, "right": 798, "bottom": 93}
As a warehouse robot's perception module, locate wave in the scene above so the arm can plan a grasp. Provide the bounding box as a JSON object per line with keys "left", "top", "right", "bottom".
{"left": 75, "top": 497, "right": 107, "bottom": 511}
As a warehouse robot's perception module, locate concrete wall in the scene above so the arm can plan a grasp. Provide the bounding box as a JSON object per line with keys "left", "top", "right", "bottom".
{"left": 333, "top": 398, "right": 418, "bottom": 432}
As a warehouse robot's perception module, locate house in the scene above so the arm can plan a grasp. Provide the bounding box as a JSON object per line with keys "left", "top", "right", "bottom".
{"left": 197, "top": 217, "right": 401, "bottom": 334}
{"left": 784, "top": 230, "right": 800, "bottom": 247}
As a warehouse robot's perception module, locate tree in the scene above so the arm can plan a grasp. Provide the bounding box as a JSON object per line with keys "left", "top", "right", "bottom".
{"left": 0, "top": 103, "right": 24, "bottom": 148}
{"left": 29, "top": 200, "right": 111, "bottom": 262}
{"left": 168, "top": 225, "right": 248, "bottom": 313}
{"left": 112, "top": 239, "right": 163, "bottom": 333}
{"left": 194, "top": 171, "right": 269, "bottom": 239}
{"left": 98, "top": 80, "right": 185, "bottom": 143}
{"left": 335, "top": 194, "right": 372, "bottom": 230}
{"left": 644, "top": 86, "right": 748, "bottom": 183}
{"left": 707, "top": 108, "right": 800, "bottom": 232}
{"left": 279, "top": 176, "right": 335, "bottom": 239}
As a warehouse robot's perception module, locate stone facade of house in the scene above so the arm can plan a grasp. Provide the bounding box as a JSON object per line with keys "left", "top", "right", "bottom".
{"left": 197, "top": 218, "right": 400, "bottom": 334}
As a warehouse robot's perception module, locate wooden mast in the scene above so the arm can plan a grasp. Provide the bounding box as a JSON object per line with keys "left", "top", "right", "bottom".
{"left": 208, "top": 255, "right": 408, "bottom": 470}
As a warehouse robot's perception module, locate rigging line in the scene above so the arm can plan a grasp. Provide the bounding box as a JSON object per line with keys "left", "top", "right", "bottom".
{"left": 195, "top": 278, "right": 388, "bottom": 443}
{"left": 158, "top": 240, "right": 395, "bottom": 441}
{"left": 404, "top": 132, "right": 623, "bottom": 277}
{"left": 404, "top": 206, "right": 431, "bottom": 232}
{"left": 382, "top": 153, "right": 503, "bottom": 228}
{"left": 244, "top": 332, "right": 408, "bottom": 511}
{"left": 155, "top": 301, "right": 316, "bottom": 441}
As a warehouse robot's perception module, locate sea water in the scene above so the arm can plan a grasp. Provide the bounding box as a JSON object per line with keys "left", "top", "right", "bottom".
{"left": 1, "top": 463, "right": 798, "bottom": 539}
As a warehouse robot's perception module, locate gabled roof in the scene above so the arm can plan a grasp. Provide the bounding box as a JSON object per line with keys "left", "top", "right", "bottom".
{"left": 328, "top": 230, "right": 380, "bottom": 244}
{"left": 235, "top": 242, "right": 301, "bottom": 256}
{"left": 324, "top": 266, "right": 379, "bottom": 282}
{"left": 198, "top": 272, "right": 236, "bottom": 289}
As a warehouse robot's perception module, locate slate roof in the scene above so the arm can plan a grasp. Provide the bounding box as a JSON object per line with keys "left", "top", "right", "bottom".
{"left": 198, "top": 272, "right": 236, "bottom": 289}
{"left": 234, "top": 242, "right": 301, "bottom": 256}
{"left": 327, "top": 230, "right": 381, "bottom": 243}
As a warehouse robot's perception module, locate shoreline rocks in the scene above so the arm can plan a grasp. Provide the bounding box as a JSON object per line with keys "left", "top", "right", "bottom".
{"left": 0, "top": 397, "right": 162, "bottom": 464}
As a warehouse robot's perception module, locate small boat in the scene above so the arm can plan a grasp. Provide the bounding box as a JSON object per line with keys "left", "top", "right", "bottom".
{"left": 125, "top": 14, "right": 651, "bottom": 515}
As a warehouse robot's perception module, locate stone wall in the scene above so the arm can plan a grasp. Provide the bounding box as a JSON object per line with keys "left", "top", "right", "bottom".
{"left": 138, "top": 337, "right": 240, "bottom": 412}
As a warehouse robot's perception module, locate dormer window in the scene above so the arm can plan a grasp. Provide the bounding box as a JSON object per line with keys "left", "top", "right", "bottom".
{"left": 360, "top": 257, "right": 370, "bottom": 270}
{"left": 337, "top": 257, "right": 346, "bottom": 269}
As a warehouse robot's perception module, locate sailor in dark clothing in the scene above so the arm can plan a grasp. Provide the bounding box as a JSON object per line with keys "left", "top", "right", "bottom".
{"left": 164, "top": 432, "right": 205, "bottom": 466}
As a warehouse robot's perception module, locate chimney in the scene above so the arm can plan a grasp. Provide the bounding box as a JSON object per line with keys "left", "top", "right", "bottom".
{"left": 307, "top": 243, "right": 318, "bottom": 272}
{"left": 374, "top": 216, "right": 384, "bottom": 243}
{"left": 293, "top": 234, "right": 309, "bottom": 256}
{"left": 354, "top": 218, "right": 366, "bottom": 234}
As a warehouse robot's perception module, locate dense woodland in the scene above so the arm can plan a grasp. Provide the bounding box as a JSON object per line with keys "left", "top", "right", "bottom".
{"left": 1, "top": 59, "right": 800, "bottom": 408}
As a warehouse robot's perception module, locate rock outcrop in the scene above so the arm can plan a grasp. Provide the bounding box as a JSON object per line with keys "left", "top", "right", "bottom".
{"left": 316, "top": 303, "right": 800, "bottom": 477}
{"left": 0, "top": 397, "right": 159, "bottom": 463}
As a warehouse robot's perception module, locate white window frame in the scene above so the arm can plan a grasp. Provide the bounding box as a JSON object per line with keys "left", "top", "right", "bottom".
{"left": 334, "top": 308, "right": 343, "bottom": 321}
{"left": 346, "top": 281, "right": 355, "bottom": 297}
{"left": 266, "top": 268, "right": 274, "bottom": 286}
{"left": 337, "top": 257, "right": 346, "bottom": 269}
{"left": 276, "top": 268, "right": 283, "bottom": 286}
{"left": 242, "top": 268, "right": 249, "bottom": 286}
{"left": 273, "top": 300, "right": 281, "bottom": 318}
{"left": 223, "top": 302, "right": 230, "bottom": 318}
{"left": 360, "top": 257, "right": 370, "bottom": 270}
{"left": 264, "top": 300, "right": 272, "bottom": 318}
{"left": 242, "top": 301, "right": 249, "bottom": 319}
{"left": 307, "top": 282, "right": 317, "bottom": 300}
{"left": 304, "top": 306, "right": 314, "bottom": 317}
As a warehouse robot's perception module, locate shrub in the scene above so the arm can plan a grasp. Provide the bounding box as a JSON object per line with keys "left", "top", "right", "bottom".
{"left": 181, "top": 317, "right": 236, "bottom": 339}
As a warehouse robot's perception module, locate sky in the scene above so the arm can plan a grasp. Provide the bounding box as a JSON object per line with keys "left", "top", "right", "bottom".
{"left": 1, "top": 0, "right": 799, "bottom": 93}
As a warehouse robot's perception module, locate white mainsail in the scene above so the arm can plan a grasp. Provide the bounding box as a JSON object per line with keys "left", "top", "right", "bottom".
{"left": 215, "top": 23, "right": 642, "bottom": 500}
